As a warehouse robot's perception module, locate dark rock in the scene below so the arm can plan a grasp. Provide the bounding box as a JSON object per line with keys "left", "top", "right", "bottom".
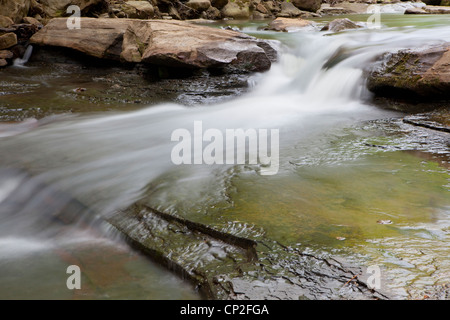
{"left": 367, "top": 44, "right": 450, "bottom": 102}
{"left": 291, "top": 0, "right": 322, "bottom": 13}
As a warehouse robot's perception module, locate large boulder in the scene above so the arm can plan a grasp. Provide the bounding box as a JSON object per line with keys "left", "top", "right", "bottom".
{"left": 0, "top": 0, "right": 31, "bottom": 23}
{"left": 277, "top": 2, "right": 303, "bottom": 17}
{"left": 291, "top": 0, "right": 322, "bottom": 13}
{"left": 30, "top": 18, "right": 276, "bottom": 72}
{"left": 38, "top": 0, "right": 107, "bottom": 18}
{"left": 221, "top": 1, "right": 251, "bottom": 19}
{"left": 186, "top": 0, "right": 212, "bottom": 12}
{"left": 367, "top": 45, "right": 450, "bottom": 101}
{"left": 122, "top": 1, "right": 155, "bottom": 19}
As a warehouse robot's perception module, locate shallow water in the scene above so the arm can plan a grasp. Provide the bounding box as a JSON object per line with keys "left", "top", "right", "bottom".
{"left": 0, "top": 14, "right": 449, "bottom": 299}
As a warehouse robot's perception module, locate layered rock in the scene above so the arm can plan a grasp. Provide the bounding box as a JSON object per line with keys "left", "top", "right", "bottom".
{"left": 30, "top": 18, "right": 277, "bottom": 72}
{"left": 367, "top": 44, "right": 450, "bottom": 101}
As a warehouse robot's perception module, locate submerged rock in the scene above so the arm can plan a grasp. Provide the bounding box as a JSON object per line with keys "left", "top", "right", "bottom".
{"left": 367, "top": 44, "right": 450, "bottom": 102}
{"left": 30, "top": 18, "right": 276, "bottom": 72}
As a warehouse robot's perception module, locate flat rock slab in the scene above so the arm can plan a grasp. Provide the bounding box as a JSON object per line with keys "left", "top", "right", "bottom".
{"left": 30, "top": 18, "right": 276, "bottom": 72}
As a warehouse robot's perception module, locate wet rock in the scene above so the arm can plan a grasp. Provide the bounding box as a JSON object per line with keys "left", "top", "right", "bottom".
{"left": 0, "top": 0, "right": 31, "bottom": 23}
{"left": 0, "top": 33, "right": 18, "bottom": 50}
{"left": 106, "top": 203, "right": 390, "bottom": 300}
{"left": 186, "top": 0, "right": 212, "bottom": 12}
{"left": 221, "top": 1, "right": 251, "bottom": 19}
{"left": 0, "top": 15, "right": 15, "bottom": 28}
{"left": 0, "top": 58, "right": 7, "bottom": 67}
{"left": 321, "top": 18, "right": 362, "bottom": 32}
{"left": 123, "top": 1, "right": 155, "bottom": 19}
{"left": 291, "top": 0, "right": 322, "bottom": 12}
{"left": 30, "top": 18, "right": 276, "bottom": 72}
{"left": 367, "top": 44, "right": 450, "bottom": 102}
{"left": 266, "top": 17, "right": 315, "bottom": 32}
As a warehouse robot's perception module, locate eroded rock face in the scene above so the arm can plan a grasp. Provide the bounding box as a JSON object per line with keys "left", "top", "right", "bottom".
{"left": 30, "top": 18, "right": 277, "bottom": 72}
{"left": 367, "top": 44, "right": 450, "bottom": 101}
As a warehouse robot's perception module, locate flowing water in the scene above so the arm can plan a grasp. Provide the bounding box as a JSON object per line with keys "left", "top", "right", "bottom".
{"left": 0, "top": 15, "right": 449, "bottom": 299}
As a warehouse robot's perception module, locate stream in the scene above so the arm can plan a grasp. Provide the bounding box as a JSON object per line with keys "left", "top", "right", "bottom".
{"left": 0, "top": 14, "right": 449, "bottom": 299}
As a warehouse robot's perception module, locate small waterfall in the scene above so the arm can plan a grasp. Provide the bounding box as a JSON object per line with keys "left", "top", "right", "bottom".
{"left": 0, "top": 24, "right": 450, "bottom": 238}
{"left": 13, "top": 45, "right": 33, "bottom": 67}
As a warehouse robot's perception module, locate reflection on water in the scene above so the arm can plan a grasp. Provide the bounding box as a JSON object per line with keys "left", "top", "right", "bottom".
{"left": 0, "top": 231, "right": 200, "bottom": 300}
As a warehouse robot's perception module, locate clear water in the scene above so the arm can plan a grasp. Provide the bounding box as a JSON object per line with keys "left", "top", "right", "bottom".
{"left": 0, "top": 14, "right": 449, "bottom": 299}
